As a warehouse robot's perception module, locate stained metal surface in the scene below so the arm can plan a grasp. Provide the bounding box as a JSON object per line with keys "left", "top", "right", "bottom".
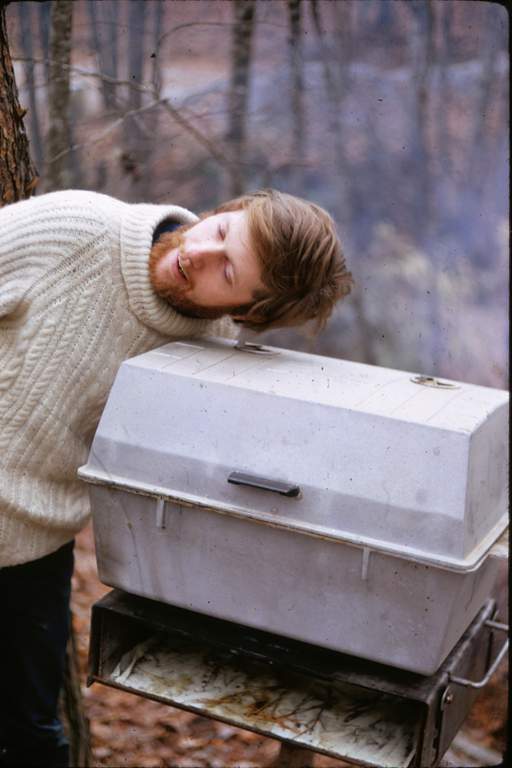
{"left": 85, "top": 478, "right": 501, "bottom": 675}
{"left": 107, "top": 632, "right": 417, "bottom": 768}
{"left": 80, "top": 337, "right": 509, "bottom": 567}
{"left": 79, "top": 465, "right": 503, "bottom": 572}
{"left": 88, "top": 591, "right": 504, "bottom": 767}
{"left": 79, "top": 339, "right": 507, "bottom": 675}
{"left": 80, "top": 337, "right": 508, "bottom": 676}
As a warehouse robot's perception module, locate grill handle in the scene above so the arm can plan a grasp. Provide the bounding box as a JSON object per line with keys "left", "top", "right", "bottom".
{"left": 448, "top": 619, "right": 509, "bottom": 689}
{"left": 227, "top": 471, "right": 301, "bottom": 498}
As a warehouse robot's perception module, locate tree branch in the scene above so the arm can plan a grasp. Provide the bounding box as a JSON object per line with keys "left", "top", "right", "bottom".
{"left": 47, "top": 98, "right": 165, "bottom": 164}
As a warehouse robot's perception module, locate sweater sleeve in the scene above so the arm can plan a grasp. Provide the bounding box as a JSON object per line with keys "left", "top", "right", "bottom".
{"left": 0, "top": 198, "right": 39, "bottom": 318}
{"left": 0, "top": 190, "right": 111, "bottom": 319}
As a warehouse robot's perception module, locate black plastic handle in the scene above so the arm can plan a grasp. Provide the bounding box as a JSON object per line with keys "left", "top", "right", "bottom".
{"left": 227, "top": 471, "right": 301, "bottom": 498}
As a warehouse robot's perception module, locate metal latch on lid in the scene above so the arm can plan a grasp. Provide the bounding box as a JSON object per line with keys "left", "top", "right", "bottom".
{"left": 234, "top": 341, "right": 279, "bottom": 356}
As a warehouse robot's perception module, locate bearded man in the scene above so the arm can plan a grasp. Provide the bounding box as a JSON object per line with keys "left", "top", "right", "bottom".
{"left": 0, "top": 188, "right": 352, "bottom": 767}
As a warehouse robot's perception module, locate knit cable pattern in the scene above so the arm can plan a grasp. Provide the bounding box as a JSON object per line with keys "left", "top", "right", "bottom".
{"left": 0, "top": 191, "right": 238, "bottom": 566}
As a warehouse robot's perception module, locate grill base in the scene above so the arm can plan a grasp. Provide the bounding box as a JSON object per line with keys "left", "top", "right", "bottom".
{"left": 88, "top": 591, "right": 502, "bottom": 767}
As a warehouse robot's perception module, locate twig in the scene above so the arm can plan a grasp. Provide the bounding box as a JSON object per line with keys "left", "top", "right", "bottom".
{"left": 47, "top": 99, "right": 165, "bottom": 164}
{"left": 14, "top": 56, "right": 153, "bottom": 95}
{"left": 159, "top": 99, "right": 234, "bottom": 172}
{"left": 14, "top": 55, "right": 238, "bottom": 174}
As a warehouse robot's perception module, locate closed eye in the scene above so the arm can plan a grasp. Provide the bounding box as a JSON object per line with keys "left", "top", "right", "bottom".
{"left": 224, "top": 259, "right": 233, "bottom": 285}
{"left": 218, "top": 224, "right": 226, "bottom": 240}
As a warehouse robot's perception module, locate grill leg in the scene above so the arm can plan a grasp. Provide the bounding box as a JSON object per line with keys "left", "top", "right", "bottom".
{"left": 270, "top": 742, "right": 314, "bottom": 767}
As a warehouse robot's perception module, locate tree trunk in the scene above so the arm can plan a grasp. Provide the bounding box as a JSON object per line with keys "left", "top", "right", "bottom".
{"left": 59, "top": 614, "right": 92, "bottom": 767}
{"left": 37, "top": 0, "right": 51, "bottom": 85}
{"left": 437, "top": 0, "right": 452, "bottom": 178}
{"left": 0, "top": 4, "right": 91, "bottom": 765}
{"left": 469, "top": 3, "right": 501, "bottom": 185}
{"left": 0, "top": 0, "right": 38, "bottom": 203}
{"left": 150, "top": 0, "right": 164, "bottom": 93}
{"left": 287, "top": 0, "right": 304, "bottom": 190}
{"left": 407, "top": 0, "right": 434, "bottom": 242}
{"left": 226, "top": 0, "right": 256, "bottom": 197}
{"left": 44, "top": 0, "right": 73, "bottom": 191}
{"left": 134, "top": 0, "right": 165, "bottom": 199}
{"left": 120, "top": 0, "right": 147, "bottom": 199}
{"left": 16, "top": 1, "right": 44, "bottom": 169}
{"left": 407, "top": 0, "right": 439, "bottom": 372}
{"left": 310, "top": 0, "right": 378, "bottom": 366}
{"left": 87, "top": 0, "right": 118, "bottom": 111}
{"left": 127, "top": 0, "right": 146, "bottom": 113}
{"left": 310, "top": 0, "right": 348, "bottom": 217}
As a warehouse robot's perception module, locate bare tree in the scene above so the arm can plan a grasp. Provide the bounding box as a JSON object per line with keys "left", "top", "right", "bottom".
{"left": 44, "top": 0, "right": 73, "bottom": 191}
{"left": 16, "top": 2, "right": 44, "bottom": 169}
{"left": 406, "top": 0, "right": 435, "bottom": 241}
{"left": 310, "top": 0, "right": 351, "bottom": 219}
{"left": 119, "top": 0, "right": 148, "bottom": 198}
{"left": 59, "top": 617, "right": 92, "bottom": 767}
{"left": 469, "top": 3, "right": 502, "bottom": 185}
{"left": 1, "top": 5, "right": 91, "bottom": 765}
{"left": 127, "top": 0, "right": 146, "bottom": 114}
{"left": 37, "top": 0, "right": 51, "bottom": 83}
{"left": 309, "top": 1, "right": 378, "bottom": 364}
{"left": 37, "top": 0, "right": 51, "bottom": 84}
{"left": 226, "top": 0, "right": 256, "bottom": 197}
{"left": 136, "top": 0, "right": 166, "bottom": 197}
{"left": 287, "top": 0, "right": 304, "bottom": 189}
{"left": 406, "top": 0, "right": 442, "bottom": 371}
{"left": 0, "top": 0, "right": 38, "bottom": 202}
{"left": 87, "top": 0, "right": 118, "bottom": 111}
{"left": 150, "top": 0, "right": 164, "bottom": 94}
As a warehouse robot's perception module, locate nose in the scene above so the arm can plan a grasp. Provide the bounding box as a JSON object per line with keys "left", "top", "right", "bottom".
{"left": 181, "top": 240, "right": 223, "bottom": 271}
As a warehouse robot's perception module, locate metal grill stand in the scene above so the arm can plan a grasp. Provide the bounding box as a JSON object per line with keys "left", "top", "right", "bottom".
{"left": 88, "top": 591, "right": 506, "bottom": 767}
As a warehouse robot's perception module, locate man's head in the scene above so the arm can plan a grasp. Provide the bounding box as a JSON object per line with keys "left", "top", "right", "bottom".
{"left": 149, "top": 189, "right": 353, "bottom": 332}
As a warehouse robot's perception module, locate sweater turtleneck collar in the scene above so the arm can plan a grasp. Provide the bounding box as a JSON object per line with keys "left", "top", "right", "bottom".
{"left": 119, "top": 201, "right": 212, "bottom": 338}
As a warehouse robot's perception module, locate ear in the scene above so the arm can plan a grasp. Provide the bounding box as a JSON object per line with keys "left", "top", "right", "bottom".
{"left": 229, "top": 304, "right": 253, "bottom": 323}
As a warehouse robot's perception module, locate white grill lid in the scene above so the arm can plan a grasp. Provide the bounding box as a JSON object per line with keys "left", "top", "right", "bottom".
{"left": 79, "top": 338, "right": 509, "bottom": 571}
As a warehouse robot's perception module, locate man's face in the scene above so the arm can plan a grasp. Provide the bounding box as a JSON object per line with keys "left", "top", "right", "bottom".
{"left": 149, "top": 209, "right": 265, "bottom": 320}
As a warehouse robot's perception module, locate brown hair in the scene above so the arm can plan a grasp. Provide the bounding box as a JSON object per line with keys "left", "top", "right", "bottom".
{"left": 214, "top": 189, "right": 353, "bottom": 333}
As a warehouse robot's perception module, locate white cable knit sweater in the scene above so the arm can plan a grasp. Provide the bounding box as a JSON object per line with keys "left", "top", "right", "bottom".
{"left": 0, "top": 190, "right": 238, "bottom": 566}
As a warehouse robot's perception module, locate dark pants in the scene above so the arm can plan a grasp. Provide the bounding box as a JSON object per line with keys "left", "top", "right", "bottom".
{"left": 0, "top": 541, "right": 74, "bottom": 767}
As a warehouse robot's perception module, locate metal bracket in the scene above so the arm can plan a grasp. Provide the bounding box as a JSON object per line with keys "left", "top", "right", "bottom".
{"left": 155, "top": 497, "right": 166, "bottom": 529}
{"left": 361, "top": 547, "right": 371, "bottom": 580}
{"left": 440, "top": 686, "right": 454, "bottom": 710}
{"left": 448, "top": 619, "right": 509, "bottom": 689}
{"left": 432, "top": 601, "right": 501, "bottom": 765}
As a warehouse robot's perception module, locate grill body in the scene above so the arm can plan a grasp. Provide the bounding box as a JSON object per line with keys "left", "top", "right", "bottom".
{"left": 79, "top": 338, "right": 508, "bottom": 675}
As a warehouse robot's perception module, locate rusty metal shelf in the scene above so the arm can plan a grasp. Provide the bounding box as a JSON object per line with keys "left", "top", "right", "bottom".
{"left": 88, "top": 592, "right": 503, "bottom": 768}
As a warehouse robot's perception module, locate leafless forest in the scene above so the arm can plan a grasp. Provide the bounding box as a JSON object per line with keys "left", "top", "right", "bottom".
{"left": 7, "top": 0, "right": 509, "bottom": 388}
{"left": 4, "top": 1, "right": 509, "bottom": 766}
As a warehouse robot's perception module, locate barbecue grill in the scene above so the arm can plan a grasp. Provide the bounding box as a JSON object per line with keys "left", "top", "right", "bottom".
{"left": 78, "top": 337, "right": 508, "bottom": 676}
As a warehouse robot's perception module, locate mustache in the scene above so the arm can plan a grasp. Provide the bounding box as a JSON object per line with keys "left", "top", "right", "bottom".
{"left": 148, "top": 225, "right": 192, "bottom": 297}
{"left": 148, "top": 211, "right": 214, "bottom": 281}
